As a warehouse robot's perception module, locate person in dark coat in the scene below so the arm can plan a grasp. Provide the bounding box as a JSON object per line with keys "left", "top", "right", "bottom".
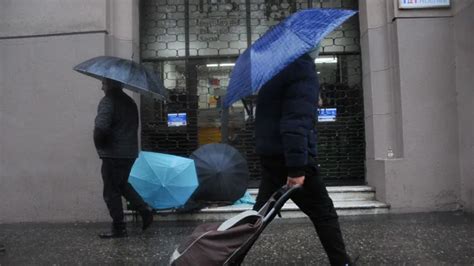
{"left": 94, "top": 78, "right": 153, "bottom": 239}
{"left": 253, "top": 54, "right": 352, "bottom": 265}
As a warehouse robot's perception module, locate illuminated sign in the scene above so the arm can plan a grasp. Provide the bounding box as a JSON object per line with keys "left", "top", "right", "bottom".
{"left": 399, "top": 0, "right": 450, "bottom": 9}
{"left": 167, "top": 113, "right": 187, "bottom": 127}
{"left": 318, "top": 108, "right": 337, "bottom": 122}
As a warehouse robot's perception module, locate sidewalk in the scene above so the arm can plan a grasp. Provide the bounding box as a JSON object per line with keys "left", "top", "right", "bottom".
{"left": 0, "top": 212, "right": 473, "bottom": 265}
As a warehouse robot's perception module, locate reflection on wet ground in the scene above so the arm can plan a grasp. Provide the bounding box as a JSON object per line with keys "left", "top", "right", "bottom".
{"left": 0, "top": 212, "right": 473, "bottom": 265}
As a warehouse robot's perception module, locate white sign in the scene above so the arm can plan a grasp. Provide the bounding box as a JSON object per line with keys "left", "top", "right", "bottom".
{"left": 399, "top": 0, "right": 450, "bottom": 9}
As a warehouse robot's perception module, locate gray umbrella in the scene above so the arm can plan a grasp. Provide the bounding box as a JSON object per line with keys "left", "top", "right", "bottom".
{"left": 73, "top": 56, "right": 166, "bottom": 99}
{"left": 190, "top": 143, "right": 249, "bottom": 203}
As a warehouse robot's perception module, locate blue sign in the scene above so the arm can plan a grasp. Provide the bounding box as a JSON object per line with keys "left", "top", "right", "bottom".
{"left": 318, "top": 108, "right": 337, "bottom": 122}
{"left": 168, "top": 113, "right": 187, "bottom": 127}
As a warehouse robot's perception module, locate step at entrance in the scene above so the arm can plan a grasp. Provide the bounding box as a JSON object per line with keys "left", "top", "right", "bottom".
{"left": 125, "top": 186, "right": 389, "bottom": 222}
{"left": 247, "top": 185, "right": 377, "bottom": 202}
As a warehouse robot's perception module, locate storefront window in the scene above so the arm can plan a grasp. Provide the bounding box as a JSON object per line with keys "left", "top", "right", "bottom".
{"left": 140, "top": 0, "right": 364, "bottom": 185}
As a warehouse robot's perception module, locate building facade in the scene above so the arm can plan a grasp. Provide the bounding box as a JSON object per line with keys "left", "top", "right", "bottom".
{"left": 0, "top": 0, "right": 472, "bottom": 222}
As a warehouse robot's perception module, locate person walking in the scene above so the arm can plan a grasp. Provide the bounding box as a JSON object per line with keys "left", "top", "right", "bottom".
{"left": 252, "top": 53, "right": 353, "bottom": 265}
{"left": 94, "top": 78, "right": 153, "bottom": 239}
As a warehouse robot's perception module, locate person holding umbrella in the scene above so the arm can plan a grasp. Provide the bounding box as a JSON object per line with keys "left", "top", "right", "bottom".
{"left": 253, "top": 52, "right": 353, "bottom": 266}
{"left": 93, "top": 78, "right": 154, "bottom": 238}
{"left": 223, "top": 9, "right": 357, "bottom": 265}
{"left": 74, "top": 56, "right": 167, "bottom": 238}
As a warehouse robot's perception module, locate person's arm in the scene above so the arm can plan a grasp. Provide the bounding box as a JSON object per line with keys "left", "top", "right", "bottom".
{"left": 94, "top": 97, "right": 114, "bottom": 149}
{"left": 280, "top": 64, "right": 316, "bottom": 186}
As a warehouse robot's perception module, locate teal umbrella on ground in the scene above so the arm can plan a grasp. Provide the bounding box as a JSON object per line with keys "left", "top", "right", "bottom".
{"left": 129, "top": 151, "right": 198, "bottom": 209}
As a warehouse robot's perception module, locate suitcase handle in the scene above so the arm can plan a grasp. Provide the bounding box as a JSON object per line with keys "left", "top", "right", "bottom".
{"left": 225, "top": 184, "right": 303, "bottom": 266}
{"left": 261, "top": 184, "right": 302, "bottom": 224}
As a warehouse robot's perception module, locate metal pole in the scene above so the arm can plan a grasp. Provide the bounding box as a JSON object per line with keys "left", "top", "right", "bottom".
{"left": 221, "top": 107, "right": 229, "bottom": 143}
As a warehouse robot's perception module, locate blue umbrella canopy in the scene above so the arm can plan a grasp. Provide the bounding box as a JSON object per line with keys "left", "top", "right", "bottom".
{"left": 223, "top": 8, "right": 356, "bottom": 107}
{"left": 73, "top": 56, "right": 166, "bottom": 100}
{"left": 129, "top": 151, "right": 198, "bottom": 209}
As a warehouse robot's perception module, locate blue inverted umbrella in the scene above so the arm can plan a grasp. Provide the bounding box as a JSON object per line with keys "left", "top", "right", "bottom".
{"left": 129, "top": 151, "right": 198, "bottom": 209}
{"left": 73, "top": 56, "right": 166, "bottom": 100}
{"left": 223, "top": 8, "right": 356, "bottom": 107}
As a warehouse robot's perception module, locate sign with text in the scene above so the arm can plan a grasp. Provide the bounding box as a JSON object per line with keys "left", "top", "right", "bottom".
{"left": 399, "top": 0, "right": 450, "bottom": 9}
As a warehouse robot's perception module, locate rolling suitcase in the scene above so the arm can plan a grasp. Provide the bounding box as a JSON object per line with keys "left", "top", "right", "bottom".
{"left": 170, "top": 185, "right": 301, "bottom": 266}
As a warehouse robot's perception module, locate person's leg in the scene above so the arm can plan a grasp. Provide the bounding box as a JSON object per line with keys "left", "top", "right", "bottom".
{"left": 117, "top": 159, "right": 148, "bottom": 210}
{"left": 99, "top": 158, "right": 127, "bottom": 238}
{"left": 290, "top": 159, "right": 351, "bottom": 266}
{"left": 0, "top": 243, "right": 5, "bottom": 252}
{"left": 253, "top": 156, "right": 287, "bottom": 211}
{"left": 117, "top": 158, "right": 153, "bottom": 230}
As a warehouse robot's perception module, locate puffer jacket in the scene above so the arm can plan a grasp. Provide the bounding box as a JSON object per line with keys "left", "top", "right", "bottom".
{"left": 94, "top": 89, "right": 139, "bottom": 159}
{"left": 255, "top": 54, "right": 318, "bottom": 176}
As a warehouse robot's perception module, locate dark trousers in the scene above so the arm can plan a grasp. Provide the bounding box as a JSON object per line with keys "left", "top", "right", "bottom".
{"left": 254, "top": 155, "right": 351, "bottom": 266}
{"left": 101, "top": 158, "right": 147, "bottom": 228}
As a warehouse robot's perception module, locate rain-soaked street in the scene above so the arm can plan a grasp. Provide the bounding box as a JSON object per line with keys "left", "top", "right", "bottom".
{"left": 0, "top": 211, "right": 473, "bottom": 265}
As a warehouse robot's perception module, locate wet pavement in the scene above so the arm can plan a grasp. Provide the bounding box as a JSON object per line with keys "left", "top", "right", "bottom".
{"left": 0, "top": 211, "right": 473, "bottom": 265}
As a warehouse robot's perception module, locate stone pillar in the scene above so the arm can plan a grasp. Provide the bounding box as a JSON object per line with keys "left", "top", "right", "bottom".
{"left": 105, "top": 0, "right": 140, "bottom": 60}
{"left": 359, "top": 0, "right": 397, "bottom": 202}
{"left": 360, "top": 0, "right": 462, "bottom": 212}
{"left": 106, "top": 0, "right": 142, "bottom": 143}
{"left": 453, "top": 2, "right": 474, "bottom": 212}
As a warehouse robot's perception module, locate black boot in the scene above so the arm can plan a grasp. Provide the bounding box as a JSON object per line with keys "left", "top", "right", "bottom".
{"left": 0, "top": 243, "right": 5, "bottom": 253}
{"left": 140, "top": 206, "right": 154, "bottom": 231}
{"left": 99, "top": 223, "right": 128, "bottom": 239}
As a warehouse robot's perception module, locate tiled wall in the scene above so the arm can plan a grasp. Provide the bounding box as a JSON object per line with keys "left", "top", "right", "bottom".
{"left": 141, "top": 0, "right": 360, "bottom": 59}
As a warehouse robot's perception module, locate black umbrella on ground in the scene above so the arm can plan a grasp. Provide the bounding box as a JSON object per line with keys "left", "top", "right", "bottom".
{"left": 190, "top": 143, "right": 249, "bottom": 203}
{"left": 73, "top": 56, "right": 166, "bottom": 100}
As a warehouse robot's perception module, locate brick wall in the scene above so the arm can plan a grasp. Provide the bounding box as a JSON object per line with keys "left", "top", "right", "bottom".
{"left": 141, "top": 0, "right": 360, "bottom": 58}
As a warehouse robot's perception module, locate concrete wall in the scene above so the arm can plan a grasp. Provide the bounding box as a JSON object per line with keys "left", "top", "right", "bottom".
{"left": 453, "top": 2, "right": 474, "bottom": 212}
{"left": 360, "top": 0, "right": 472, "bottom": 212}
{"left": 386, "top": 17, "right": 460, "bottom": 211}
{"left": 0, "top": 0, "right": 106, "bottom": 37}
{"left": 359, "top": 0, "right": 402, "bottom": 204}
{"left": 0, "top": 34, "right": 107, "bottom": 222}
{"left": 0, "top": 0, "right": 139, "bottom": 223}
